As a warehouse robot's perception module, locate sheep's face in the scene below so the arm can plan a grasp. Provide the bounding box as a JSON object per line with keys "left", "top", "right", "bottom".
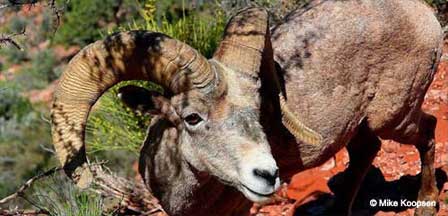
{"left": 174, "top": 91, "right": 280, "bottom": 202}
{"left": 119, "top": 67, "right": 280, "bottom": 203}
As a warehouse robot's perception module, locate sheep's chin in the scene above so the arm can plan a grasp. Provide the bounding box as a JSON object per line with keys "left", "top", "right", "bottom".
{"left": 238, "top": 184, "right": 275, "bottom": 204}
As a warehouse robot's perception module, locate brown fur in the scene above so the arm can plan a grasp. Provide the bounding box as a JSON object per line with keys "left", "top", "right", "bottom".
{"left": 139, "top": 117, "right": 252, "bottom": 216}
{"left": 269, "top": 0, "right": 443, "bottom": 214}
{"left": 139, "top": 0, "right": 443, "bottom": 215}
{"left": 271, "top": 0, "right": 442, "bottom": 168}
{"left": 51, "top": 1, "right": 443, "bottom": 216}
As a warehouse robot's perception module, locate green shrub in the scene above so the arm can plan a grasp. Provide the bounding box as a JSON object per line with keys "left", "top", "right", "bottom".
{"left": 33, "top": 11, "right": 55, "bottom": 44}
{"left": 14, "top": 49, "right": 57, "bottom": 90}
{"left": 0, "top": 115, "right": 54, "bottom": 198}
{"left": 53, "top": 0, "right": 141, "bottom": 46}
{"left": 0, "top": 82, "right": 54, "bottom": 199}
{"left": 86, "top": 1, "right": 226, "bottom": 155}
{"left": 87, "top": 81, "right": 155, "bottom": 153}
{"left": 8, "top": 16, "right": 28, "bottom": 33}
{"left": 26, "top": 174, "right": 103, "bottom": 216}
{"left": 0, "top": 82, "right": 33, "bottom": 121}
{"left": 0, "top": 46, "right": 28, "bottom": 65}
{"left": 130, "top": 6, "right": 225, "bottom": 58}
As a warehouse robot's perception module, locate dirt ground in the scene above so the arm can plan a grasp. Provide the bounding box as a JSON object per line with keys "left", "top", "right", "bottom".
{"left": 252, "top": 42, "right": 448, "bottom": 216}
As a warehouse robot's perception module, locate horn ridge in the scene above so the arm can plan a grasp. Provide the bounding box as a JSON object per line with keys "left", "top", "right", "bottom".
{"left": 213, "top": 7, "right": 268, "bottom": 78}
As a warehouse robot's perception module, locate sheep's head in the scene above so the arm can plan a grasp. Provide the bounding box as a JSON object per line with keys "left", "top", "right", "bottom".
{"left": 118, "top": 58, "right": 280, "bottom": 202}
{"left": 51, "top": 7, "right": 319, "bottom": 203}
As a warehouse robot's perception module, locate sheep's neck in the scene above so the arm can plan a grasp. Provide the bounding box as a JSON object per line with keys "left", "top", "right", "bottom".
{"left": 149, "top": 142, "right": 252, "bottom": 216}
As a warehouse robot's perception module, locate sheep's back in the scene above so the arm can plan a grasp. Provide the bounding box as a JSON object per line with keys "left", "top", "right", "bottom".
{"left": 272, "top": 0, "right": 443, "bottom": 167}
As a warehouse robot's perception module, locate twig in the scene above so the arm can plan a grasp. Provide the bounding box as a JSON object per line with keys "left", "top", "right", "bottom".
{"left": 0, "top": 209, "right": 49, "bottom": 216}
{"left": 0, "top": 0, "right": 67, "bottom": 45}
{"left": 0, "top": 0, "right": 39, "bottom": 10}
{"left": 39, "top": 144, "right": 55, "bottom": 154}
{"left": 0, "top": 167, "right": 61, "bottom": 204}
{"left": 88, "top": 164, "right": 168, "bottom": 215}
{"left": 0, "top": 28, "right": 26, "bottom": 50}
{"left": 47, "top": 0, "right": 64, "bottom": 33}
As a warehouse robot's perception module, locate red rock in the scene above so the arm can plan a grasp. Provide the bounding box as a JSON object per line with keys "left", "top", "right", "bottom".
{"left": 320, "top": 157, "right": 336, "bottom": 171}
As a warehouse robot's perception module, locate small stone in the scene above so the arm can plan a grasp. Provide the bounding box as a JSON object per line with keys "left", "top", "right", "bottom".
{"left": 320, "top": 158, "right": 336, "bottom": 171}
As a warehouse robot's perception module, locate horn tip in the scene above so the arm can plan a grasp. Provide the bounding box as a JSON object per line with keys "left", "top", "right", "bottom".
{"left": 279, "top": 94, "right": 323, "bottom": 145}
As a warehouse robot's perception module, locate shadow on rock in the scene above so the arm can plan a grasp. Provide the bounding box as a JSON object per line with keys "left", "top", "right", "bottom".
{"left": 294, "top": 167, "right": 447, "bottom": 216}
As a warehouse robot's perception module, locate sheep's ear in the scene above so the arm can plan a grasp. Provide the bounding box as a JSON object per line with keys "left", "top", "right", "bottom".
{"left": 117, "top": 85, "right": 166, "bottom": 115}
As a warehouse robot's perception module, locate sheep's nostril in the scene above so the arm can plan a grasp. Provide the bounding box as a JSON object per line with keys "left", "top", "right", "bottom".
{"left": 253, "top": 168, "right": 279, "bottom": 186}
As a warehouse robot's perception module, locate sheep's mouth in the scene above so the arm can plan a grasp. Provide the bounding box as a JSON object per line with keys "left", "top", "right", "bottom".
{"left": 241, "top": 184, "right": 275, "bottom": 197}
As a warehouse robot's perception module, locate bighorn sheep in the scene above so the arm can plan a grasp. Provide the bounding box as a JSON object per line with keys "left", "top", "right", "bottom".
{"left": 51, "top": 1, "right": 443, "bottom": 216}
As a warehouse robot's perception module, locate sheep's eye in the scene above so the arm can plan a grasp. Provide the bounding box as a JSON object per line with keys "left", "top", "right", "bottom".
{"left": 184, "top": 113, "right": 203, "bottom": 126}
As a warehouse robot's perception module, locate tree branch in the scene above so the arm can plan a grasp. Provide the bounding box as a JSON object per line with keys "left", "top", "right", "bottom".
{"left": 0, "top": 28, "right": 26, "bottom": 50}
{"left": 47, "top": 0, "right": 66, "bottom": 33}
{"left": 0, "top": 0, "right": 39, "bottom": 10}
{"left": 0, "top": 166, "right": 60, "bottom": 204}
{"left": 88, "top": 164, "right": 168, "bottom": 215}
{"left": 0, "top": 0, "right": 67, "bottom": 47}
{"left": 0, "top": 209, "right": 49, "bottom": 216}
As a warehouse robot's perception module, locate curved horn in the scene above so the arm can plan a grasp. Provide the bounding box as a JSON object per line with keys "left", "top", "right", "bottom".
{"left": 213, "top": 7, "right": 322, "bottom": 145}
{"left": 51, "top": 31, "right": 214, "bottom": 184}
{"left": 279, "top": 94, "right": 323, "bottom": 145}
{"left": 213, "top": 7, "right": 268, "bottom": 77}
